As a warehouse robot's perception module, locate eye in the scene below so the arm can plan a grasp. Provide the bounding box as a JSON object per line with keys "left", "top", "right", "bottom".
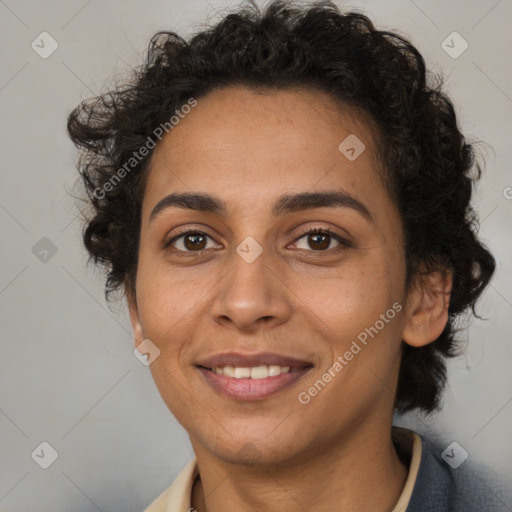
{"left": 165, "top": 230, "right": 220, "bottom": 252}
{"left": 164, "top": 227, "right": 351, "bottom": 254}
{"left": 290, "top": 227, "right": 350, "bottom": 252}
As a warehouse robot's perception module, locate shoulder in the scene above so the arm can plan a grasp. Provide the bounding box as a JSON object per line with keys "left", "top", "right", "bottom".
{"left": 143, "top": 458, "right": 198, "bottom": 512}
{"left": 406, "top": 434, "right": 511, "bottom": 512}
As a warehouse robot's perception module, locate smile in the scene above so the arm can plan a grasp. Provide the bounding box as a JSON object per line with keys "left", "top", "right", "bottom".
{"left": 211, "top": 365, "right": 293, "bottom": 378}
{"left": 196, "top": 352, "right": 313, "bottom": 401}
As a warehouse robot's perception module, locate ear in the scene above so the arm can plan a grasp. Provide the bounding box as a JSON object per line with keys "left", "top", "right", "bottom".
{"left": 402, "top": 270, "right": 453, "bottom": 347}
{"left": 127, "top": 291, "right": 145, "bottom": 347}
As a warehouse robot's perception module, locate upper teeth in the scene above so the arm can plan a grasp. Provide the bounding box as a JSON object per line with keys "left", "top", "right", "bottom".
{"left": 213, "top": 365, "right": 290, "bottom": 379}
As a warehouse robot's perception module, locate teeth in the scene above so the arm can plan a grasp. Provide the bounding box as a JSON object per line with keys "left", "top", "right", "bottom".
{"left": 212, "top": 365, "right": 291, "bottom": 378}
{"left": 234, "top": 367, "right": 251, "bottom": 378}
{"left": 250, "top": 366, "right": 268, "bottom": 379}
{"left": 223, "top": 366, "right": 235, "bottom": 377}
{"left": 268, "top": 365, "right": 284, "bottom": 377}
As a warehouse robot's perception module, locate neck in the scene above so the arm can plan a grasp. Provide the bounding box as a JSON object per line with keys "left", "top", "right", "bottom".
{"left": 191, "top": 425, "right": 409, "bottom": 512}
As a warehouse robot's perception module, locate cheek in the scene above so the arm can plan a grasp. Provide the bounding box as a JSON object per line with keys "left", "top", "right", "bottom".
{"left": 137, "top": 256, "right": 214, "bottom": 327}
{"left": 148, "top": 361, "right": 207, "bottom": 436}
{"left": 297, "top": 251, "right": 404, "bottom": 330}
{"left": 297, "top": 258, "right": 406, "bottom": 391}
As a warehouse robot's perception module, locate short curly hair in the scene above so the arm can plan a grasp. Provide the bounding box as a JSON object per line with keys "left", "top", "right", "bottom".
{"left": 67, "top": 0, "right": 495, "bottom": 414}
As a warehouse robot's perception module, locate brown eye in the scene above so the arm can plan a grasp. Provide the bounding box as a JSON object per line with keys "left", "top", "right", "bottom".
{"left": 166, "top": 231, "right": 219, "bottom": 252}
{"left": 292, "top": 227, "right": 350, "bottom": 252}
{"left": 183, "top": 233, "right": 207, "bottom": 250}
{"left": 306, "top": 232, "right": 331, "bottom": 250}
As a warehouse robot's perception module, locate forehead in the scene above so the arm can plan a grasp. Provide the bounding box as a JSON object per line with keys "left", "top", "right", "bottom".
{"left": 143, "top": 86, "right": 384, "bottom": 218}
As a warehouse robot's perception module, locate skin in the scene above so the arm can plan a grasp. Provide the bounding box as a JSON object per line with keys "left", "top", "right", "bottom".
{"left": 128, "top": 86, "right": 452, "bottom": 511}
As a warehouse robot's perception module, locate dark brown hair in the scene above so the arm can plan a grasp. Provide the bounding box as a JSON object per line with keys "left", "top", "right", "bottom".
{"left": 67, "top": 0, "right": 495, "bottom": 413}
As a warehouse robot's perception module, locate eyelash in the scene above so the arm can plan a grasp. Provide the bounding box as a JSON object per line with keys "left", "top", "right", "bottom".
{"left": 164, "top": 226, "right": 351, "bottom": 255}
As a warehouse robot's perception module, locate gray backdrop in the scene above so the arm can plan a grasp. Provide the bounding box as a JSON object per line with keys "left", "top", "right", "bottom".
{"left": 0, "top": 0, "right": 511, "bottom": 510}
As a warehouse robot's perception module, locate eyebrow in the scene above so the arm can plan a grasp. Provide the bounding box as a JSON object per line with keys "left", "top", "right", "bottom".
{"left": 149, "top": 190, "right": 373, "bottom": 223}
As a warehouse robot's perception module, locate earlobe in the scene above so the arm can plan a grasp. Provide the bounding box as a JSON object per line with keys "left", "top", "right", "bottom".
{"left": 402, "top": 270, "right": 453, "bottom": 348}
{"left": 127, "top": 294, "right": 145, "bottom": 347}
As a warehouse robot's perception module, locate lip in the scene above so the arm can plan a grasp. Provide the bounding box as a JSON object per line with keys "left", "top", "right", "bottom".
{"left": 196, "top": 351, "right": 312, "bottom": 369}
{"left": 198, "top": 366, "right": 313, "bottom": 401}
{"left": 196, "top": 352, "right": 314, "bottom": 401}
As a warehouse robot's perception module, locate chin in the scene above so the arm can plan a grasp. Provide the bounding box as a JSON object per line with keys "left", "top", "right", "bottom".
{"left": 197, "top": 424, "right": 310, "bottom": 467}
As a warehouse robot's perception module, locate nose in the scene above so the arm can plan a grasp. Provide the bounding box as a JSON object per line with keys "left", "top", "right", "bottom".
{"left": 210, "top": 243, "right": 292, "bottom": 332}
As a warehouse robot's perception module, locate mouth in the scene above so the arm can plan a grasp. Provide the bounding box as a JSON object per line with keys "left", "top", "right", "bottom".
{"left": 196, "top": 352, "right": 313, "bottom": 401}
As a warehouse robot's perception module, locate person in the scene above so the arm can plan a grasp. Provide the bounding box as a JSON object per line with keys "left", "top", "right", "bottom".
{"left": 66, "top": 1, "right": 510, "bottom": 510}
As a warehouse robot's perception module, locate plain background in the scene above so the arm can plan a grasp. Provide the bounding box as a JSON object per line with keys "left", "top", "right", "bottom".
{"left": 0, "top": 0, "right": 511, "bottom": 510}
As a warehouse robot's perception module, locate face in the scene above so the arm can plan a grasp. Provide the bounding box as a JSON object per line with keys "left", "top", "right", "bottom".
{"left": 129, "top": 86, "right": 410, "bottom": 466}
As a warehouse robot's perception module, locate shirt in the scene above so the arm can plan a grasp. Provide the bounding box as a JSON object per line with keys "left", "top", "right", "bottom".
{"left": 142, "top": 427, "right": 511, "bottom": 511}
{"left": 143, "top": 427, "right": 423, "bottom": 511}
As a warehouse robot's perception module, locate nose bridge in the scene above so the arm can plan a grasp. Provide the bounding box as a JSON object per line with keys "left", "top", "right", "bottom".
{"left": 210, "top": 235, "right": 291, "bottom": 329}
